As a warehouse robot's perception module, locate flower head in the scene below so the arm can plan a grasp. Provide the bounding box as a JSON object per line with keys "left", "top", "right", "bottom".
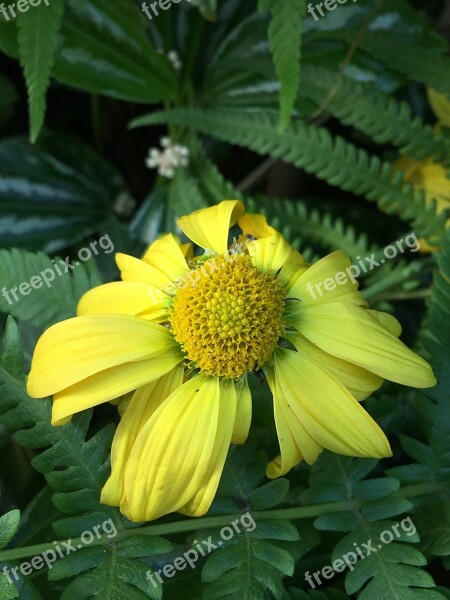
{"left": 27, "top": 201, "right": 436, "bottom": 522}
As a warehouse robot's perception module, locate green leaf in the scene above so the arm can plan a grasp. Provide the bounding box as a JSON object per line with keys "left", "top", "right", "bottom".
{"left": 334, "top": 521, "right": 444, "bottom": 600}
{"left": 197, "top": 446, "right": 298, "bottom": 600}
{"left": 0, "top": 138, "right": 117, "bottom": 252}
{"left": 299, "top": 64, "right": 450, "bottom": 163}
{"left": 130, "top": 108, "right": 448, "bottom": 241}
{"left": 0, "top": 248, "right": 102, "bottom": 328}
{"left": 416, "top": 500, "right": 450, "bottom": 558}
{"left": 54, "top": 0, "right": 176, "bottom": 102}
{"left": 260, "top": 0, "right": 306, "bottom": 130}
{"left": 17, "top": 0, "right": 65, "bottom": 143}
{"left": 0, "top": 511, "right": 20, "bottom": 600}
{"left": 0, "top": 318, "right": 171, "bottom": 599}
{"left": 301, "top": 454, "right": 443, "bottom": 599}
{"left": 1, "top": 0, "right": 177, "bottom": 103}
{"left": 0, "top": 510, "right": 20, "bottom": 550}
{"left": 194, "top": 0, "right": 217, "bottom": 21}
{"left": 347, "top": 31, "right": 450, "bottom": 96}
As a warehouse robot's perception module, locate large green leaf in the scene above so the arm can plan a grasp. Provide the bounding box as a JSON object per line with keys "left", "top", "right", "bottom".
{"left": 55, "top": 0, "right": 176, "bottom": 102}
{"left": 17, "top": 0, "right": 65, "bottom": 143}
{"left": 1, "top": 0, "right": 177, "bottom": 103}
{"left": 0, "top": 137, "right": 118, "bottom": 252}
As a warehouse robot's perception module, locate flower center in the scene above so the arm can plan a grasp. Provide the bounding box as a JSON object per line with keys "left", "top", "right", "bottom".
{"left": 169, "top": 254, "right": 286, "bottom": 379}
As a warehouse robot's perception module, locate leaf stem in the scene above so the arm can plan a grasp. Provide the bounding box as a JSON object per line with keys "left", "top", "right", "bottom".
{"left": 0, "top": 481, "right": 441, "bottom": 563}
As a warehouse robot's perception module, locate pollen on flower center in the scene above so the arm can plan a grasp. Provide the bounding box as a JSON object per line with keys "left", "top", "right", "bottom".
{"left": 169, "top": 254, "right": 286, "bottom": 379}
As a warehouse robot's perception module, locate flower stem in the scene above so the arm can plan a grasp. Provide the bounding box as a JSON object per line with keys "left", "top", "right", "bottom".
{"left": 0, "top": 481, "right": 441, "bottom": 563}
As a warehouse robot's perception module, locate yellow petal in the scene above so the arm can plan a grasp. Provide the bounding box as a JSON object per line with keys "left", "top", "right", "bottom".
{"left": 298, "top": 303, "right": 436, "bottom": 388}
{"left": 265, "top": 365, "right": 321, "bottom": 476}
{"left": 101, "top": 365, "right": 184, "bottom": 507}
{"left": 287, "top": 332, "right": 383, "bottom": 401}
{"left": 367, "top": 309, "right": 402, "bottom": 338}
{"left": 247, "top": 232, "right": 293, "bottom": 276}
{"left": 285, "top": 250, "right": 367, "bottom": 308}
{"left": 51, "top": 349, "right": 184, "bottom": 425}
{"left": 272, "top": 348, "right": 392, "bottom": 459}
{"left": 116, "top": 253, "right": 172, "bottom": 289}
{"left": 27, "top": 315, "right": 179, "bottom": 398}
{"left": 231, "top": 376, "right": 252, "bottom": 445}
{"left": 123, "top": 375, "right": 223, "bottom": 522}
{"left": 278, "top": 249, "right": 309, "bottom": 291}
{"left": 179, "top": 378, "right": 237, "bottom": 517}
{"left": 180, "top": 242, "right": 194, "bottom": 260}
{"left": 177, "top": 200, "right": 245, "bottom": 254}
{"left": 77, "top": 281, "right": 169, "bottom": 322}
{"left": 142, "top": 234, "right": 190, "bottom": 281}
{"left": 238, "top": 212, "right": 276, "bottom": 238}
{"left": 427, "top": 88, "right": 450, "bottom": 128}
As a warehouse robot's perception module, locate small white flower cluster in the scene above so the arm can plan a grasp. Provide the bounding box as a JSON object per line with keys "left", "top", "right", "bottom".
{"left": 167, "top": 50, "right": 182, "bottom": 71}
{"left": 157, "top": 48, "right": 182, "bottom": 71}
{"left": 145, "top": 137, "right": 190, "bottom": 179}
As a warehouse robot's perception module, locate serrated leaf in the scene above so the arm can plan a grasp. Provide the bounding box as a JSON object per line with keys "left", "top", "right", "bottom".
{"left": 260, "top": 0, "right": 306, "bottom": 130}
{"left": 0, "top": 248, "right": 101, "bottom": 329}
{"left": 0, "top": 319, "right": 171, "bottom": 599}
{"left": 0, "top": 510, "right": 20, "bottom": 550}
{"left": 17, "top": 0, "right": 65, "bottom": 142}
{"left": 130, "top": 107, "right": 448, "bottom": 242}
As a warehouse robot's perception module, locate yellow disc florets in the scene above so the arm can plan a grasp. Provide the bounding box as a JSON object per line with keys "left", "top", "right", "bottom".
{"left": 169, "top": 254, "right": 286, "bottom": 379}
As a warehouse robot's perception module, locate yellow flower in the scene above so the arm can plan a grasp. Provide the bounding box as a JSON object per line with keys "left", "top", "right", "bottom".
{"left": 27, "top": 201, "right": 436, "bottom": 522}
{"left": 427, "top": 88, "right": 450, "bottom": 128}
{"left": 393, "top": 156, "right": 450, "bottom": 252}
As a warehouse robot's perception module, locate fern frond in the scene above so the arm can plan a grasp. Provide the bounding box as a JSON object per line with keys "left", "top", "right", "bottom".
{"left": 200, "top": 445, "right": 299, "bottom": 600}
{"left": 130, "top": 108, "right": 448, "bottom": 241}
{"left": 302, "top": 454, "right": 444, "bottom": 599}
{"left": 259, "top": 0, "right": 306, "bottom": 130}
{"left": 299, "top": 65, "right": 450, "bottom": 163}
{"left": 0, "top": 248, "right": 102, "bottom": 329}
{"left": 0, "top": 318, "right": 169, "bottom": 599}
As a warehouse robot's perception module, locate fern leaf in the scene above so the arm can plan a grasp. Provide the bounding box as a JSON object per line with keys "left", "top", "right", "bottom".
{"left": 199, "top": 445, "right": 298, "bottom": 600}
{"left": 0, "top": 248, "right": 102, "bottom": 329}
{"left": 301, "top": 454, "right": 444, "bottom": 599}
{"left": 259, "top": 0, "right": 306, "bottom": 130}
{"left": 299, "top": 65, "right": 450, "bottom": 163}
{"left": 0, "top": 318, "right": 170, "bottom": 599}
{"left": 17, "top": 0, "right": 65, "bottom": 143}
{"left": 130, "top": 108, "right": 447, "bottom": 240}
